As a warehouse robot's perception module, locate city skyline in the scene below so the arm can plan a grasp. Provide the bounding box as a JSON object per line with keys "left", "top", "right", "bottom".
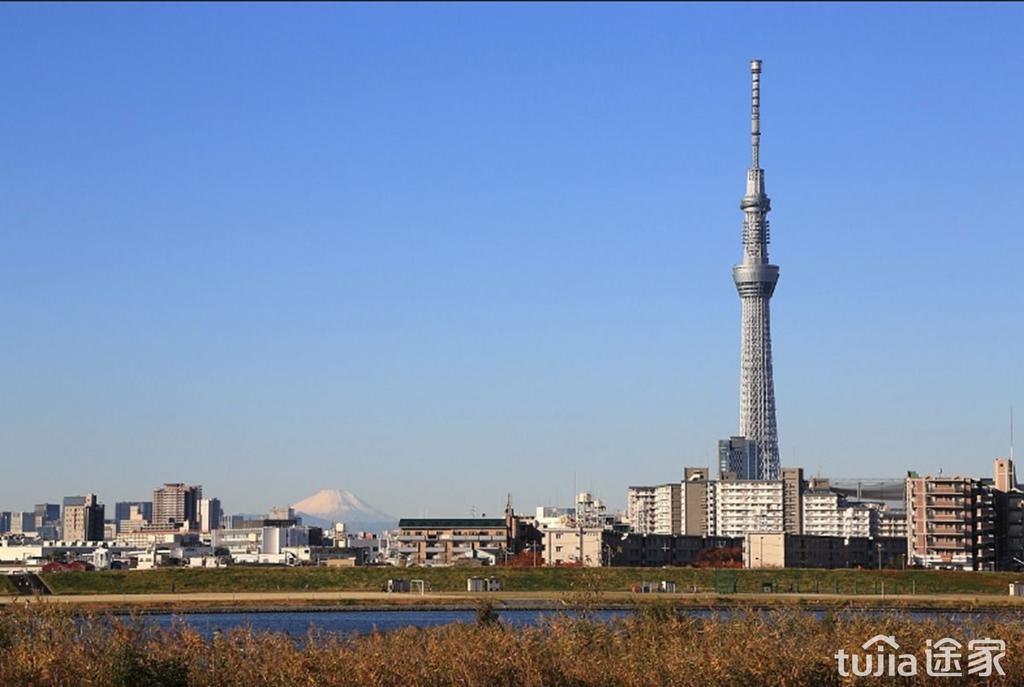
{"left": 2, "top": 4, "right": 1022, "bottom": 515}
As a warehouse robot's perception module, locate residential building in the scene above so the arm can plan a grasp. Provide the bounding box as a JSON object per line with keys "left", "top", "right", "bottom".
{"left": 62, "top": 494, "right": 105, "bottom": 541}
{"left": 542, "top": 526, "right": 604, "bottom": 567}
{"left": 718, "top": 436, "right": 761, "bottom": 481}
{"left": 606, "top": 532, "right": 741, "bottom": 567}
{"left": 993, "top": 458, "right": 1024, "bottom": 570}
{"left": 802, "top": 479, "right": 877, "bottom": 539}
{"left": 199, "top": 498, "right": 222, "bottom": 533}
{"left": 152, "top": 483, "right": 202, "bottom": 530}
{"left": 626, "top": 486, "right": 656, "bottom": 534}
{"left": 877, "top": 509, "right": 908, "bottom": 539}
{"left": 707, "top": 478, "right": 784, "bottom": 537}
{"left": 393, "top": 518, "right": 509, "bottom": 566}
{"left": 745, "top": 533, "right": 907, "bottom": 569}
{"left": 781, "top": 467, "right": 804, "bottom": 534}
{"left": 681, "top": 467, "right": 710, "bottom": 535}
{"left": 906, "top": 473, "right": 996, "bottom": 571}
{"left": 653, "top": 483, "right": 682, "bottom": 535}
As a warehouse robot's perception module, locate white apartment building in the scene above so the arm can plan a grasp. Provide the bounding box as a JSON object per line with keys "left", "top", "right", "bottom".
{"left": 707, "top": 480, "right": 784, "bottom": 537}
{"left": 653, "top": 483, "right": 682, "bottom": 535}
{"left": 626, "top": 486, "right": 656, "bottom": 534}
{"left": 878, "top": 509, "right": 908, "bottom": 538}
{"left": 802, "top": 489, "right": 877, "bottom": 538}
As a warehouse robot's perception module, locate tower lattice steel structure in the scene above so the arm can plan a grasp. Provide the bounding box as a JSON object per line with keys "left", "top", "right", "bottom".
{"left": 732, "top": 59, "right": 780, "bottom": 480}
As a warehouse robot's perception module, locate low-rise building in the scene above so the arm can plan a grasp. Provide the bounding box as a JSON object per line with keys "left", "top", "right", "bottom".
{"left": 605, "top": 532, "right": 741, "bottom": 567}
{"left": 541, "top": 526, "right": 604, "bottom": 566}
{"left": 744, "top": 533, "right": 907, "bottom": 569}
{"left": 393, "top": 518, "right": 508, "bottom": 566}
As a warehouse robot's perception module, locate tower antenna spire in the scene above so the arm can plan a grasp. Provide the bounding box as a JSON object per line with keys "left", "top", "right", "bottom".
{"left": 750, "top": 59, "right": 761, "bottom": 168}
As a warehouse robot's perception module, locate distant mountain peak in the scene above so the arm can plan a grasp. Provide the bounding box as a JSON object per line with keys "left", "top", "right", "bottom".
{"left": 292, "top": 488, "right": 395, "bottom": 531}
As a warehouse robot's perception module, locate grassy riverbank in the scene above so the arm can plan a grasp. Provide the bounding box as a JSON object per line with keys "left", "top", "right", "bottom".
{"left": 35, "top": 566, "right": 1022, "bottom": 596}
{"left": 1, "top": 604, "right": 1023, "bottom": 685}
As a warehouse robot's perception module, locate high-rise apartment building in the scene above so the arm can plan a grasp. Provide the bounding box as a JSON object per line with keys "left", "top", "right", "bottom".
{"left": 707, "top": 478, "right": 784, "bottom": 537}
{"left": 681, "top": 467, "right": 710, "bottom": 535}
{"left": 878, "top": 509, "right": 908, "bottom": 539}
{"left": 718, "top": 436, "right": 760, "bottom": 481}
{"left": 906, "top": 474, "right": 996, "bottom": 571}
{"left": 992, "top": 458, "right": 1024, "bottom": 570}
{"left": 62, "top": 494, "right": 105, "bottom": 541}
{"left": 152, "top": 483, "right": 202, "bottom": 530}
{"left": 802, "top": 479, "right": 877, "bottom": 539}
{"left": 626, "top": 486, "right": 656, "bottom": 535}
{"left": 781, "top": 467, "right": 804, "bottom": 534}
{"left": 653, "top": 483, "right": 682, "bottom": 535}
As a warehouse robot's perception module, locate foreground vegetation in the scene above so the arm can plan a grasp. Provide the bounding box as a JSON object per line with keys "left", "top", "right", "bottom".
{"left": 1, "top": 603, "right": 1023, "bottom": 685}
{"left": 31, "top": 565, "right": 1024, "bottom": 596}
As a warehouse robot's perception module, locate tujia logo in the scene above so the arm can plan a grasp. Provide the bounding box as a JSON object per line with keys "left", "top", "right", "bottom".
{"left": 835, "top": 634, "right": 1005, "bottom": 678}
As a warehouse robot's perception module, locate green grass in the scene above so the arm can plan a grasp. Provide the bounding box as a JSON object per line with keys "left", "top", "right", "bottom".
{"left": 38, "top": 565, "right": 1023, "bottom": 596}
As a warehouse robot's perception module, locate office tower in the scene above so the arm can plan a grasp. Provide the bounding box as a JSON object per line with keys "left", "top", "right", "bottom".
{"left": 62, "top": 494, "right": 105, "bottom": 541}
{"left": 152, "top": 483, "right": 202, "bottom": 530}
{"left": 34, "top": 503, "right": 60, "bottom": 526}
{"left": 10, "top": 511, "right": 35, "bottom": 534}
{"left": 114, "top": 501, "right": 153, "bottom": 530}
{"left": 718, "top": 436, "right": 761, "bottom": 480}
{"left": 198, "top": 497, "right": 222, "bottom": 533}
{"left": 0, "top": 512, "right": 10, "bottom": 534}
{"left": 732, "top": 59, "right": 781, "bottom": 479}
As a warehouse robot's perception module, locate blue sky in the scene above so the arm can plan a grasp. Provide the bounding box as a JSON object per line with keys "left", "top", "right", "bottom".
{"left": 1, "top": 4, "right": 1021, "bottom": 516}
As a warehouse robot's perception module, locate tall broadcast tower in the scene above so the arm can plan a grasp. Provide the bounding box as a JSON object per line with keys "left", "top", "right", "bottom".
{"left": 732, "top": 59, "right": 780, "bottom": 480}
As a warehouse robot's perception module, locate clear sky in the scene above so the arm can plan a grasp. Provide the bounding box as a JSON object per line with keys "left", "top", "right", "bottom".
{"left": 1, "top": 3, "right": 1022, "bottom": 517}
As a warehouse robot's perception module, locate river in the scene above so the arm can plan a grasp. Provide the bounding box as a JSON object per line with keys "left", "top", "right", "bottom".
{"left": 128, "top": 608, "right": 1019, "bottom": 637}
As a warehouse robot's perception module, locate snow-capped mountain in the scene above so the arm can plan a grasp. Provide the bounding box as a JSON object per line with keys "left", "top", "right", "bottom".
{"left": 293, "top": 489, "right": 396, "bottom": 533}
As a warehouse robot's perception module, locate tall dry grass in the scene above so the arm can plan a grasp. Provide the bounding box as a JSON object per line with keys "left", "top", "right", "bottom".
{"left": 1, "top": 603, "right": 1023, "bottom": 686}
